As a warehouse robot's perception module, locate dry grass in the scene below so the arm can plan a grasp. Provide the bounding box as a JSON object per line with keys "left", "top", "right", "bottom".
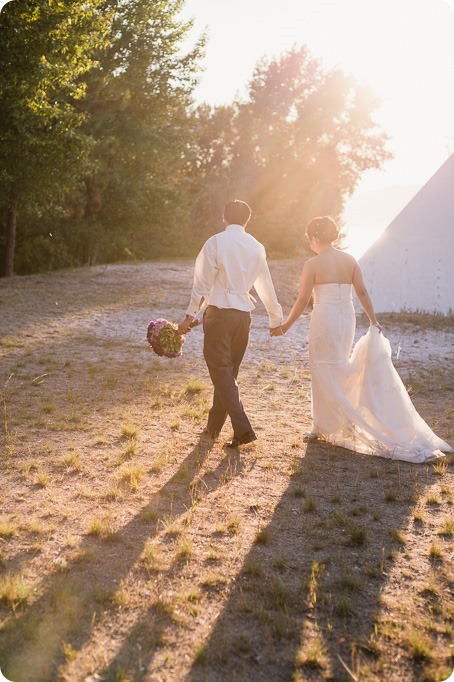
{"left": 359, "top": 310, "right": 453, "bottom": 331}
{"left": 0, "top": 260, "right": 452, "bottom": 681}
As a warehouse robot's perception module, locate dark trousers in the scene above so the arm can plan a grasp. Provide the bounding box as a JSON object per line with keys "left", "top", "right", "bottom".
{"left": 203, "top": 306, "right": 255, "bottom": 439}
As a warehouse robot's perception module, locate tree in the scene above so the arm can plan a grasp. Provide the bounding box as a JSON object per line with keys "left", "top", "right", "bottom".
{"left": 64, "top": 0, "right": 204, "bottom": 264}
{"left": 0, "top": 0, "right": 111, "bottom": 276}
{"left": 188, "top": 47, "right": 392, "bottom": 255}
{"left": 184, "top": 103, "right": 237, "bottom": 241}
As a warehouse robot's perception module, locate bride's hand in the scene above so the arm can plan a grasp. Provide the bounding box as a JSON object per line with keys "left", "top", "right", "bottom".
{"left": 270, "top": 325, "right": 286, "bottom": 337}
{"left": 371, "top": 321, "right": 382, "bottom": 334}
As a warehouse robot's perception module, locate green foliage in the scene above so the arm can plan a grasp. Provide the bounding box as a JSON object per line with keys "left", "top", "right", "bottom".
{"left": 0, "top": 0, "right": 111, "bottom": 201}
{"left": 0, "top": 0, "right": 112, "bottom": 274}
{"left": 59, "top": 0, "right": 204, "bottom": 264}
{"left": 1, "top": 0, "right": 204, "bottom": 274}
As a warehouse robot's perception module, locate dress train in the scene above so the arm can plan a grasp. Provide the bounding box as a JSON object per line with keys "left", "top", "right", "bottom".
{"left": 308, "top": 284, "right": 452, "bottom": 463}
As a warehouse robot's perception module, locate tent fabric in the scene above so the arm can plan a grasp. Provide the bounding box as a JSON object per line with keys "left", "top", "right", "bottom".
{"left": 357, "top": 154, "right": 454, "bottom": 315}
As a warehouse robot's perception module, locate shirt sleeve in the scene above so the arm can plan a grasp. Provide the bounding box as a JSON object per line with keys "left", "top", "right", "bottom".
{"left": 253, "top": 251, "right": 283, "bottom": 328}
{"left": 186, "top": 236, "right": 218, "bottom": 316}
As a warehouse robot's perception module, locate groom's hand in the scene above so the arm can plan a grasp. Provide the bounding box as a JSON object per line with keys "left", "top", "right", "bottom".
{"left": 177, "top": 316, "right": 194, "bottom": 335}
{"left": 270, "top": 325, "right": 285, "bottom": 337}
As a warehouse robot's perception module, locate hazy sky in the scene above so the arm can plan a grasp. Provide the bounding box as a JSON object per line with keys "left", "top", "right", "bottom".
{"left": 181, "top": 0, "right": 454, "bottom": 254}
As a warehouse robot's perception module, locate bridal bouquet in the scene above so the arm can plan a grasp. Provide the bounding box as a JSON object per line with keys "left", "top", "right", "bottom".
{"left": 147, "top": 319, "right": 183, "bottom": 358}
{"left": 147, "top": 315, "right": 203, "bottom": 359}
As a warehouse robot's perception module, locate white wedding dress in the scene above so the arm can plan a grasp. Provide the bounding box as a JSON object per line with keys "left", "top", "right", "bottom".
{"left": 308, "top": 284, "right": 452, "bottom": 463}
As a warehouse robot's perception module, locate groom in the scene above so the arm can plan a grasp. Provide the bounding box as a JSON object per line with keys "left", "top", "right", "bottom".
{"left": 178, "top": 200, "right": 283, "bottom": 447}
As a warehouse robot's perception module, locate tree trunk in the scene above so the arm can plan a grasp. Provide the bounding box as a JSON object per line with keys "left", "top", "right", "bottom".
{"left": 83, "top": 176, "right": 102, "bottom": 265}
{"left": 3, "top": 202, "right": 17, "bottom": 277}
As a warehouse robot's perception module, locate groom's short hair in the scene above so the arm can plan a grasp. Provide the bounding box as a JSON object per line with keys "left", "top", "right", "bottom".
{"left": 223, "top": 200, "right": 252, "bottom": 226}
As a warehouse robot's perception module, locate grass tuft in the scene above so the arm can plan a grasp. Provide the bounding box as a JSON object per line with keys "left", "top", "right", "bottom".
{"left": 413, "top": 510, "right": 425, "bottom": 524}
{"left": 0, "top": 519, "right": 18, "bottom": 538}
{"left": 337, "top": 597, "right": 357, "bottom": 617}
{"left": 432, "top": 460, "right": 447, "bottom": 476}
{"left": 62, "top": 641, "right": 78, "bottom": 662}
{"left": 349, "top": 526, "right": 367, "bottom": 546}
{"left": 339, "top": 572, "right": 361, "bottom": 592}
{"left": 141, "top": 539, "right": 162, "bottom": 572}
{"left": 390, "top": 528, "right": 406, "bottom": 545}
{"left": 0, "top": 572, "right": 31, "bottom": 609}
{"left": 254, "top": 527, "right": 271, "bottom": 545}
{"left": 60, "top": 450, "right": 83, "bottom": 472}
{"left": 87, "top": 515, "right": 118, "bottom": 541}
{"left": 119, "top": 463, "right": 144, "bottom": 491}
{"left": 36, "top": 471, "right": 49, "bottom": 488}
{"left": 437, "top": 517, "right": 453, "bottom": 537}
{"left": 405, "top": 630, "right": 433, "bottom": 660}
{"left": 428, "top": 541, "right": 443, "bottom": 560}
{"left": 121, "top": 422, "right": 138, "bottom": 440}
{"left": 201, "top": 571, "right": 227, "bottom": 590}
{"left": 243, "top": 557, "right": 263, "bottom": 577}
{"left": 303, "top": 498, "right": 316, "bottom": 513}
{"left": 296, "top": 637, "right": 327, "bottom": 669}
{"left": 184, "top": 379, "right": 205, "bottom": 395}
{"left": 193, "top": 642, "right": 208, "bottom": 665}
{"left": 177, "top": 536, "right": 194, "bottom": 563}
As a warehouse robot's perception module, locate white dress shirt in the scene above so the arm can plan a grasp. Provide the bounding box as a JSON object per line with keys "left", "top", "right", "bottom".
{"left": 186, "top": 224, "right": 283, "bottom": 328}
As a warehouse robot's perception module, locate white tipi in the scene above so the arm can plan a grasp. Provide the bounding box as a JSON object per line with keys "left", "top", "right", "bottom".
{"left": 357, "top": 154, "right": 454, "bottom": 315}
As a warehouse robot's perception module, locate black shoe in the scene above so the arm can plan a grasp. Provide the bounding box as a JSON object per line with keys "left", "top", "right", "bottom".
{"left": 225, "top": 433, "right": 257, "bottom": 448}
{"left": 202, "top": 427, "right": 220, "bottom": 439}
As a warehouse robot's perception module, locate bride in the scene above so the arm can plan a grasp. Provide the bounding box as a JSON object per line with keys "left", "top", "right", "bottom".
{"left": 271, "top": 216, "right": 452, "bottom": 463}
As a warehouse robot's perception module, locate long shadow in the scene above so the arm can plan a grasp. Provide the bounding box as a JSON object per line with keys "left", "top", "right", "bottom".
{"left": 184, "top": 441, "right": 431, "bottom": 682}
{"left": 0, "top": 434, "right": 219, "bottom": 681}
{"left": 92, "top": 447, "right": 246, "bottom": 681}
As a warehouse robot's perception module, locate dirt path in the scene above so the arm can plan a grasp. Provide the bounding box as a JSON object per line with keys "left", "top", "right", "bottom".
{"left": 0, "top": 261, "right": 453, "bottom": 682}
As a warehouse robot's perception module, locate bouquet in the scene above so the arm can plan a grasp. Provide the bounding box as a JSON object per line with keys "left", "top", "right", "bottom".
{"left": 147, "top": 315, "right": 203, "bottom": 359}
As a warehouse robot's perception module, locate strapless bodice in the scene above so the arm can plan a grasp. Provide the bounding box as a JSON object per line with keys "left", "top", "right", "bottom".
{"left": 313, "top": 283, "right": 352, "bottom": 304}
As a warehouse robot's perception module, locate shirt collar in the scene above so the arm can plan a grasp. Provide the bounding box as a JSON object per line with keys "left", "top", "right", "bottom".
{"left": 225, "top": 224, "right": 245, "bottom": 232}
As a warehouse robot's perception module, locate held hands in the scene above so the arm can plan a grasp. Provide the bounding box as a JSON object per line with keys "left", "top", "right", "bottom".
{"left": 270, "top": 324, "right": 286, "bottom": 337}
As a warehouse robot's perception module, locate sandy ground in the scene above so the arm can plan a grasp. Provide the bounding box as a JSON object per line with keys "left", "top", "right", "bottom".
{"left": 0, "top": 260, "right": 453, "bottom": 682}
{"left": 3, "top": 260, "right": 450, "bottom": 373}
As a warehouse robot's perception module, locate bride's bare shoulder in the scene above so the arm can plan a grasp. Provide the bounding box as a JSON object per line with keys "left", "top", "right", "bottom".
{"left": 337, "top": 250, "right": 357, "bottom": 264}
{"left": 302, "top": 255, "right": 318, "bottom": 270}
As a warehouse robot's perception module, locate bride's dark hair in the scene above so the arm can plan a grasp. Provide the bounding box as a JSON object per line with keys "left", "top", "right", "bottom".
{"left": 306, "top": 216, "right": 339, "bottom": 243}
